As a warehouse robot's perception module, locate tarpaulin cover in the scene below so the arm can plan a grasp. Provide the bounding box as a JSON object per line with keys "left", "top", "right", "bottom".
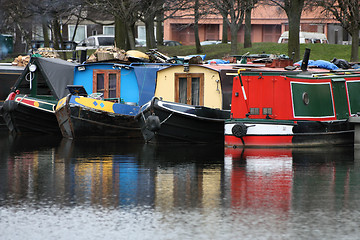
{"left": 14, "top": 57, "right": 76, "bottom": 99}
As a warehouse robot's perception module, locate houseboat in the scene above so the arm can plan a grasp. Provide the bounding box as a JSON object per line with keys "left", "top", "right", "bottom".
{"left": 225, "top": 55, "right": 360, "bottom": 147}
{"left": 1, "top": 57, "right": 76, "bottom": 135}
{"left": 136, "top": 64, "right": 231, "bottom": 144}
{"left": 55, "top": 63, "right": 168, "bottom": 138}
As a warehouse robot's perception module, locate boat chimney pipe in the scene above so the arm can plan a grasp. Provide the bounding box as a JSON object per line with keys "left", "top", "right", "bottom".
{"left": 80, "top": 49, "right": 87, "bottom": 64}
{"left": 301, "top": 48, "right": 311, "bottom": 72}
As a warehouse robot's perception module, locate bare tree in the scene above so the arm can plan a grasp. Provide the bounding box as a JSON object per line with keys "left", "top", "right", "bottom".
{"left": 244, "top": 0, "right": 258, "bottom": 48}
{"left": 156, "top": 7, "right": 165, "bottom": 46}
{"left": 139, "top": 0, "right": 187, "bottom": 49}
{"left": 193, "top": 0, "right": 203, "bottom": 53}
{"left": 138, "top": 0, "right": 161, "bottom": 49}
{"left": 207, "top": 0, "right": 247, "bottom": 54}
{"left": 317, "top": 0, "right": 359, "bottom": 62}
{"left": 222, "top": 16, "right": 229, "bottom": 43}
{"left": 164, "top": 0, "right": 209, "bottom": 52}
{"left": 24, "top": 0, "right": 84, "bottom": 58}
{"left": 269, "top": 0, "right": 305, "bottom": 61}
{"left": 0, "top": 0, "right": 33, "bottom": 53}
{"left": 85, "top": 0, "right": 141, "bottom": 50}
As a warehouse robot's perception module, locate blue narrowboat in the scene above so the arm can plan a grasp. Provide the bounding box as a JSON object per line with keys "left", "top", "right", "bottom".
{"left": 55, "top": 63, "right": 168, "bottom": 138}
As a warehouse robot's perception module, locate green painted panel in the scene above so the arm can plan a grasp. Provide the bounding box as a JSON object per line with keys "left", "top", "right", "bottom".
{"left": 331, "top": 79, "right": 349, "bottom": 119}
{"left": 291, "top": 82, "right": 334, "bottom": 117}
{"left": 347, "top": 81, "right": 360, "bottom": 115}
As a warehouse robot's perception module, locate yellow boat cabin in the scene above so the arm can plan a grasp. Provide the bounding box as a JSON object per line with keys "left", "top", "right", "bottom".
{"left": 154, "top": 65, "right": 224, "bottom": 109}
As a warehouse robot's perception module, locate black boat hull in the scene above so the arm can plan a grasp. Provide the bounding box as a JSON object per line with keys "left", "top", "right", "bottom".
{"left": 2, "top": 99, "right": 61, "bottom": 135}
{"left": 56, "top": 96, "right": 142, "bottom": 139}
{"left": 136, "top": 98, "right": 230, "bottom": 144}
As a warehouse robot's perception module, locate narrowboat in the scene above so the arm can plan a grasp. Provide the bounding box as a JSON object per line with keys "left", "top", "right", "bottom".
{"left": 225, "top": 51, "right": 360, "bottom": 147}
{"left": 1, "top": 57, "right": 76, "bottom": 135}
{"left": 55, "top": 63, "right": 167, "bottom": 139}
{"left": 136, "top": 64, "right": 231, "bottom": 144}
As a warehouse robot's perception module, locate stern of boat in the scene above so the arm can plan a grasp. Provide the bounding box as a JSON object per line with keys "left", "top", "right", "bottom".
{"left": 55, "top": 95, "right": 75, "bottom": 139}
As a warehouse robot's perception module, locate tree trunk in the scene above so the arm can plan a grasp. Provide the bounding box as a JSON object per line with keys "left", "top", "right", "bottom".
{"left": 287, "top": 16, "right": 300, "bottom": 61}
{"left": 156, "top": 9, "right": 164, "bottom": 46}
{"left": 126, "top": 23, "right": 135, "bottom": 50}
{"left": 222, "top": 17, "right": 228, "bottom": 43}
{"left": 115, "top": 16, "right": 126, "bottom": 49}
{"left": 42, "top": 18, "right": 50, "bottom": 48}
{"left": 13, "top": 26, "right": 23, "bottom": 54}
{"left": 350, "top": 29, "right": 359, "bottom": 62}
{"left": 194, "top": 0, "right": 203, "bottom": 53}
{"left": 244, "top": 6, "right": 252, "bottom": 48}
{"left": 52, "top": 19, "right": 66, "bottom": 59}
{"left": 286, "top": 0, "right": 304, "bottom": 61}
{"left": 145, "top": 15, "right": 156, "bottom": 49}
{"left": 230, "top": 23, "right": 239, "bottom": 55}
{"left": 52, "top": 20, "right": 60, "bottom": 50}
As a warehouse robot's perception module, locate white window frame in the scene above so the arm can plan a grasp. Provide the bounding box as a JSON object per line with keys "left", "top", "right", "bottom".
{"left": 103, "top": 26, "right": 115, "bottom": 36}
{"left": 68, "top": 25, "right": 87, "bottom": 43}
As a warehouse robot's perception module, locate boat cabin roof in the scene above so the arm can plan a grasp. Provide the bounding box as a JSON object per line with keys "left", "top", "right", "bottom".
{"left": 13, "top": 57, "right": 77, "bottom": 99}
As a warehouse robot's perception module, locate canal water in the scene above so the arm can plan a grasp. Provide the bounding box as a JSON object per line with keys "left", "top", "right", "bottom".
{"left": 1, "top": 132, "right": 360, "bottom": 239}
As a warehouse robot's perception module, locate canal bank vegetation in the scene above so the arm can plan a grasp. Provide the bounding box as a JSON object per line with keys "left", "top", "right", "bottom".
{"left": 1, "top": 42, "right": 357, "bottom": 63}
{"left": 153, "top": 42, "right": 358, "bottom": 62}
{"left": 70, "top": 42, "right": 360, "bottom": 63}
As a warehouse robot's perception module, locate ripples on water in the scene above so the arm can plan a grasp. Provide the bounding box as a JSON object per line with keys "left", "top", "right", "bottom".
{"left": 1, "top": 132, "right": 360, "bottom": 239}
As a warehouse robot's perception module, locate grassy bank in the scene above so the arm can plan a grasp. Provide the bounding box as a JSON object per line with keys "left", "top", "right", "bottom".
{"left": 1, "top": 42, "right": 357, "bottom": 63}
{"left": 155, "top": 42, "right": 356, "bottom": 62}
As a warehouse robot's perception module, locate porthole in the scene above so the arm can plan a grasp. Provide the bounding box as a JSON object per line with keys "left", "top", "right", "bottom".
{"left": 302, "top": 92, "right": 309, "bottom": 105}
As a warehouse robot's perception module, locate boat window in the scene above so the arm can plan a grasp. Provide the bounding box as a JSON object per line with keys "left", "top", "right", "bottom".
{"left": 250, "top": 108, "right": 260, "bottom": 115}
{"left": 175, "top": 73, "right": 204, "bottom": 106}
{"left": 192, "top": 77, "right": 200, "bottom": 105}
{"left": 93, "top": 70, "right": 120, "bottom": 99}
{"left": 108, "top": 73, "right": 117, "bottom": 98}
{"left": 96, "top": 73, "right": 105, "bottom": 95}
{"left": 179, "top": 77, "right": 187, "bottom": 104}
{"left": 302, "top": 92, "right": 309, "bottom": 105}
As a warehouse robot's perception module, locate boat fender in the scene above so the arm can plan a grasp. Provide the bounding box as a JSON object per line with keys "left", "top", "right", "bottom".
{"left": 232, "top": 123, "right": 248, "bottom": 138}
{"left": 2, "top": 100, "right": 18, "bottom": 112}
{"left": 7, "top": 90, "right": 19, "bottom": 101}
{"left": 150, "top": 97, "right": 158, "bottom": 113}
{"left": 146, "top": 114, "right": 161, "bottom": 132}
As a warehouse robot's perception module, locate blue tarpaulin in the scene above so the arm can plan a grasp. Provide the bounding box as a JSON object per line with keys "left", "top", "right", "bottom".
{"left": 206, "top": 59, "right": 230, "bottom": 64}
{"left": 294, "top": 60, "right": 339, "bottom": 70}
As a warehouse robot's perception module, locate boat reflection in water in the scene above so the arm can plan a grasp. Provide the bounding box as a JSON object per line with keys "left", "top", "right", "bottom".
{"left": 1, "top": 133, "right": 360, "bottom": 238}
{"left": 0, "top": 133, "right": 356, "bottom": 211}
{"left": 225, "top": 148, "right": 293, "bottom": 212}
{"left": 1, "top": 135, "right": 226, "bottom": 209}
{"left": 225, "top": 145, "right": 356, "bottom": 213}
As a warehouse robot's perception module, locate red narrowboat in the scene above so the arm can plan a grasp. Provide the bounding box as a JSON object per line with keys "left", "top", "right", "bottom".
{"left": 225, "top": 57, "right": 360, "bottom": 147}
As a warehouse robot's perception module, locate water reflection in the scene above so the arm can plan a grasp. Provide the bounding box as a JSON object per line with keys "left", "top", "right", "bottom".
{"left": 1, "top": 134, "right": 358, "bottom": 211}
{"left": 225, "top": 148, "right": 293, "bottom": 212}
{"left": 1, "top": 135, "right": 226, "bottom": 210}
{"left": 225, "top": 146, "right": 357, "bottom": 213}
{"left": 1, "top": 133, "right": 360, "bottom": 238}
